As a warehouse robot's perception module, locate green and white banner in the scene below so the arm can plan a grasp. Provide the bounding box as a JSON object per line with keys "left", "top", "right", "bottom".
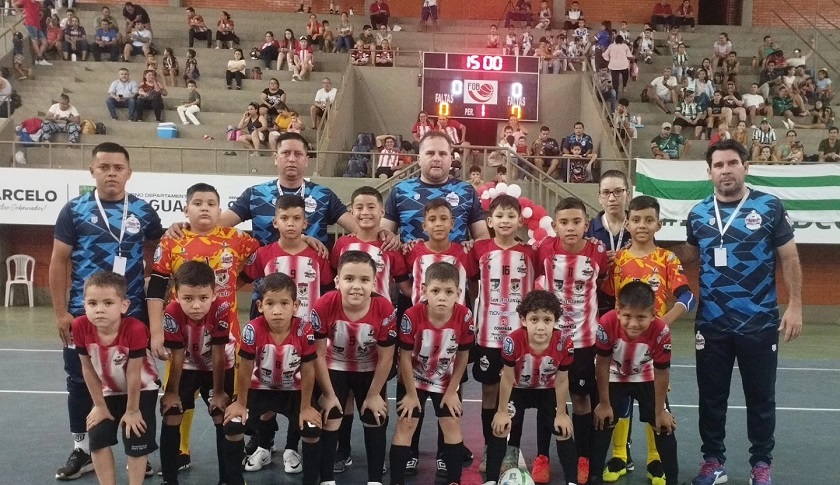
{"left": 633, "top": 159, "right": 840, "bottom": 245}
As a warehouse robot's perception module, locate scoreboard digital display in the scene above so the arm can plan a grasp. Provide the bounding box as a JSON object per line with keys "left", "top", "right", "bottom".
{"left": 422, "top": 52, "right": 540, "bottom": 122}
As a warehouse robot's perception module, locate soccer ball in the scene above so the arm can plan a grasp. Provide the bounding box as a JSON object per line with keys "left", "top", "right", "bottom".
{"left": 499, "top": 468, "right": 536, "bottom": 485}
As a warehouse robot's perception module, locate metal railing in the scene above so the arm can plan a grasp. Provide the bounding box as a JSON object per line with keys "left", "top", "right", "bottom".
{"left": 770, "top": 6, "right": 840, "bottom": 79}
{"left": 588, "top": 71, "right": 632, "bottom": 166}
{"left": 0, "top": 15, "right": 23, "bottom": 59}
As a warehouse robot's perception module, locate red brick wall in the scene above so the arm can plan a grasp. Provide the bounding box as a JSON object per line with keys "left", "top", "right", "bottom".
{"left": 752, "top": 0, "right": 840, "bottom": 28}
{"left": 77, "top": 0, "right": 366, "bottom": 14}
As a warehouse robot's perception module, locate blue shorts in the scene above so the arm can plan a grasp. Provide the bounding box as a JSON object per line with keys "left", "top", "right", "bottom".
{"left": 25, "top": 25, "right": 46, "bottom": 41}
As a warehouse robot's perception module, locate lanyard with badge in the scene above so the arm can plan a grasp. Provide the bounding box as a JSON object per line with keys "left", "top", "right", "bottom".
{"left": 94, "top": 190, "right": 129, "bottom": 275}
{"left": 602, "top": 214, "right": 625, "bottom": 252}
{"left": 278, "top": 180, "right": 316, "bottom": 213}
{"left": 712, "top": 190, "right": 749, "bottom": 267}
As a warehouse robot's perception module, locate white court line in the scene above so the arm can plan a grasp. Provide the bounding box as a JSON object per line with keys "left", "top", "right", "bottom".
{"left": 0, "top": 348, "right": 63, "bottom": 352}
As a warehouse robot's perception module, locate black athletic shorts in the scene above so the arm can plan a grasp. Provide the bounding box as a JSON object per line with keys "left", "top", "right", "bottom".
{"left": 604, "top": 381, "right": 671, "bottom": 427}
{"left": 172, "top": 368, "right": 235, "bottom": 412}
{"left": 327, "top": 369, "right": 387, "bottom": 417}
{"left": 396, "top": 382, "right": 460, "bottom": 418}
{"left": 569, "top": 346, "right": 596, "bottom": 396}
{"left": 472, "top": 345, "right": 504, "bottom": 384}
{"left": 246, "top": 388, "right": 301, "bottom": 427}
{"left": 89, "top": 390, "right": 159, "bottom": 457}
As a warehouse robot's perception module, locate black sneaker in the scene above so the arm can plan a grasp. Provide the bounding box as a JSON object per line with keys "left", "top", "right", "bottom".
{"left": 436, "top": 458, "right": 447, "bottom": 477}
{"left": 646, "top": 459, "right": 666, "bottom": 485}
{"left": 405, "top": 457, "right": 419, "bottom": 476}
{"left": 145, "top": 462, "right": 154, "bottom": 476}
{"left": 56, "top": 449, "right": 94, "bottom": 480}
{"left": 177, "top": 453, "right": 191, "bottom": 471}
{"left": 461, "top": 444, "right": 473, "bottom": 463}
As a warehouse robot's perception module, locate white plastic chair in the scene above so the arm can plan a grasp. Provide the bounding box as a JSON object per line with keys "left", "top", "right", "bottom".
{"left": 5, "top": 255, "right": 35, "bottom": 307}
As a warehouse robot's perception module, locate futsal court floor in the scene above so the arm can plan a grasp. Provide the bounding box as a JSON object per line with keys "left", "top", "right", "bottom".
{"left": 1, "top": 306, "right": 838, "bottom": 484}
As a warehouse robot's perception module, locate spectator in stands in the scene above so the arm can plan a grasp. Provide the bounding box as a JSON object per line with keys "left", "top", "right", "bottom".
{"left": 603, "top": 35, "right": 632, "bottom": 94}
{"left": 277, "top": 29, "right": 298, "bottom": 71}
{"left": 468, "top": 165, "right": 484, "bottom": 188}
{"left": 531, "top": 125, "right": 561, "bottom": 178}
{"left": 505, "top": 0, "right": 533, "bottom": 28}
{"left": 520, "top": 25, "right": 535, "bottom": 55}
{"left": 160, "top": 47, "right": 178, "bottom": 86}
{"left": 123, "top": 20, "right": 151, "bottom": 60}
{"left": 815, "top": 68, "right": 834, "bottom": 103}
{"left": 225, "top": 48, "right": 246, "bottom": 90}
{"left": 672, "top": 42, "right": 689, "bottom": 81}
{"left": 712, "top": 32, "right": 732, "bottom": 70}
{"left": 592, "top": 21, "right": 612, "bottom": 70}
{"left": 731, "top": 119, "right": 749, "bottom": 148}
{"left": 94, "top": 6, "right": 119, "bottom": 37}
{"left": 673, "top": 0, "right": 695, "bottom": 30}
{"left": 692, "top": 68, "right": 714, "bottom": 109}
{"left": 375, "top": 39, "right": 394, "bottom": 66}
{"left": 369, "top": 0, "right": 390, "bottom": 30}
{"left": 358, "top": 24, "right": 376, "bottom": 54}
{"left": 563, "top": 1, "right": 583, "bottom": 31}
{"left": 134, "top": 69, "right": 166, "bottom": 122}
{"left": 375, "top": 134, "right": 404, "bottom": 178}
{"left": 259, "top": 31, "right": 280, "bottom": 69}
{"left": 215, "top": 11, "right": 238, "bottom": 49}
{"left": 122, "top": 2, "right": 150, "bottom": 32}
{"left": 105, "top": 68, "right": 138, "bottom": 120}
{"left": 758, "top": 59, "right": 783, "bottom": 99}
{"left": 310, "top": 77, "right": 336, "bottom": 129}
{"left": 751, "top": 118, "right": 777, "bottom": 160}
{"left": 562, "top": 121, "right": 594, "bottom": 158}
{"left": 636, "top": 28, "right": 654, "bottom": 64}
{"left": 62, "top": 16, "right": 88, "bottom": 61}
{"left": 306, "top": 13, "right": 324, "bottom": 51}
{"left": 675, "top": 90, "right": 707, "bottom": 139}
{"left": 595, "top": 66, "right": 617, "bottom": 112}
{"left": 184, "top": 7, "right": 211, "bottom": 48}
{"left": 706, "top": 90, "right": 730, "bottom": 133}
{"left": 722, "top": 81, "right": 747, "bottom": 125}
{"left": 780, "top": 65, "right": 797, "bottom": 90}
{"left": 182, "top": 49, "right": 199, "bottom": 83}
{"left": 419, "top": 0, "right": 439, "bottom": 32}
{"left": 57, "top": 8, "right": 72, "bottom": 29}
{"left": 335, "top": 12, "right": 354, "bottom": 52}
{"left": 45, "top": 15, "right": 64, "bottom": 60}
{"left": 742, "top": 82, "right": 772, "bottom": 127}
{"left": 436, "top": 114, "right": 470, "bottom": 158}
{"left": 92, "top": 18, "right": 119, "bottom": 61}
{"left": 411, "top": 111, "right": 434, "bottom": 150}
{"left": 16, "top": 0, "right": 52, "bottom": 65}
{"left": 647, "top": 67, "right": 679, "bottom": 113}
{"left": 236, "top": 102, "right": 268, "bottom": 152}
{"left": 259, "top": 78, "right": 287, "bottom": 120}
{"left": 650, "top": 0, "right": 673, "bottom": 31}
{"left": 785, "top": 40, "right": 815, "bottom": 69}
{"left": 350, "top": 41, "right": 371, "bottom": 65}
{"left": 291, "top": 36, "right": 314, "bottom": 81}
{"left": 651, "top": 122, "right": 689, "bottom": 159}
{"left": 614, "top": 98, "right": 638, "bottom": 143}
{"left": 757, "top": 35, "right": 774, "bottom": 67}
{"left": 487, "top": 24, "right": 500, "bottom": 49}
{"left": 788, "top": 100, "right": 835, "bottom": 130}
{"left": 723, "top": 51, "right": 740, "bottom": 85}
{"left": 42, "top": 94, "right": 81, "bottom": 144}
{"left": 267, "top": 103, "right": 293, "bottom": 149}
{"left": 176, "top": 79, "right": 201, "bottom": 125}
{"left": 535, "top": 37, "right": 558, "bottom": 74}
{"left": 818, "top": 127, "right": 840, "bottom": 162}
{"left": 563, "top": 144, "right": 597, "bottom": 182}
{"left": 773, "top": 130, "right": 800, "bottom": 161}
{"left": 771, "top": 86, "right": 807, "bottom": 121}
{"left": 535, "top": 0, "right": 551, "bottom": 29}
{"left": 375, "top": 23, "right": 392, "bottom": 46}
{"left": 502, "top": 27, "right": 518, "bottom": 56}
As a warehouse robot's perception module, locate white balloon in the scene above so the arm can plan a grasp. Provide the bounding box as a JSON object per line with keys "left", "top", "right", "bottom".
{"left": 481, "top": 191, "right": 491, "bottom": 200}
{"left": 539, "top": 215, "right": 554, "bottom": 230}
{"left": 528, "top": 238, "right": 535, "bottom": 245}
{"left": 496, "top": 182, "right": 508, "bottom": 193}
{"left": 507, "top": 184, "right": 522, "bottom": 198}
{"left": 527, "top": 229, "right": 534, "bottom": 237}
{"left": 522, "top": 207, "right": 533, "bottom": 219}
{"left": 488, "top": 188, "right": 498, "bottom": 198}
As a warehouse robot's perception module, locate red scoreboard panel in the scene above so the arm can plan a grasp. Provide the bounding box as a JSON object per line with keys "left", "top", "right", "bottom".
{"left": 421, "top": 52, "right": 540, "bottom": 122}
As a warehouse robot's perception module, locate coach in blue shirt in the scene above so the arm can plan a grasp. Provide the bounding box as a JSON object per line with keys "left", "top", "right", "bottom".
{"left": 681, "top": 139, "right": 802, "bottom": 485}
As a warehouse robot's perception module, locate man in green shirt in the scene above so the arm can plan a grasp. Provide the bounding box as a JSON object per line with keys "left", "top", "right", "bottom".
{"left": 651, "top": 122, "right": 690, "bottom": 159}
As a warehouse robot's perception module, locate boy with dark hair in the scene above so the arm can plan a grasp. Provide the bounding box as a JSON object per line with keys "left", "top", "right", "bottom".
{"left": 591, "top": 281, "right": 679, "bottom": 485}
{"left": 73, "top": 271, "right": 159, "bottom": 485}
{"left": 222, "top": 273, "right": 324, "bottom": 485}
{"left": 601, "top": 195, "right": 695, "bottom": 484}
{"left": 469, "top": 195, "right": 539, "bottom": 476}
{"left": 159, "top": 261, "right": 234, "bottom": 485}
{"left": 391, "top": 262, "right": 475, "bottom": 485}
{"left": 486, "top": 290, "right": 577, "bottom": 485}
{"left": 536, "top": 196, "right": 609, "bottom": 484}
{"left": 469, "top": 165, "right": 484, "bottom": 188}
{"left": 312, "top": 250, "right": 397, "bottom": 485}
{"left": 241, "top": 194, "right": 333, "bottom": 472}
{"left": 148, "top": 182, "right": 259, "bottom": 470}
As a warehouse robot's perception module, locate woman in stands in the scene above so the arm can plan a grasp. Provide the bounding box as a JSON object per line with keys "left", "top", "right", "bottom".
{"left": 277, "top": 29, "right": 298, "bottom": 71}
{"left": 45, "top": 15, "right": 64, "bottom": 60}
{"left": 410, "top": 111, "right": 434, "bottom": 151}
{"left": 334, "top": 12, "right": 354, "bottom": 53}
{"left": 225, "top": 48, "right": 247, "bottom": 89}
{"left": 374, "top": 39, "right": 394, "bottom": 67}
{"left": 237, "top": 102, "right": 268, "bottom": 153}
{"left": 215, "top": 11, "right": 240, "bottom": 49}
{"left": 259, "top": 31, "right": 280, "bottom": 69}
{"left": 259, "top": 78, "right": 287, "bottom": 120}
{"left": 135, "top": 68, "right": 167, "bottom": 122}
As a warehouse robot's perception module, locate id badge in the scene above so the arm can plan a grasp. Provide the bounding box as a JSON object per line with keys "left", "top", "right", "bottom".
{"left": 713, "top": 247, "right": 727, "bottom": 267}
{"left": 113, "top": 255, "right": 128, "bottom": 275}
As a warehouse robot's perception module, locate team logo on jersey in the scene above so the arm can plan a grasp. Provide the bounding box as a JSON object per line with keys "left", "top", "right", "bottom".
{"left": 582, "top": 259, "right": 594, "bottom": 278}
{"left": 510, "top": 279, "right": 521, "bottom": 294}
{"left": 163, "top": 314, "right": 179, "bottom": 333}
{"left": 388, "top": 329, "right": 397, "bottom": 339}
{"left": 435, "top": 357, "right": 451, "bottom": 376}
{"left": 298, "top": 283, "right": 309, "bottom": 297}
{"left": 306, "top": 333, "right": 315, "bottom": 345}
{"left": 479, "top": 354, "right": 490, "bottom": 371}
{"left": 413, "top": 193, "right": 420, "bottom": 200}
{"left": 663, "top": 343, "right": 672, "bottom": 352}
{"left": 90, "top": 215, "right": 99, "bottom": 224}
{"left": 287, "top": 355, "right": 302, "bottom": 370}
{"left": 112, "top": 351, "right": 127, "bottom": 367}
{"left": 507, "top": 400, "right": 516, "bottom": 418}
{"left": 216, "top": 302, "right": 230, "bottom": 319}
{"left": 502, "top": 336, "right": 515, "bottom": 357}
{"left": 418, "top": 353, "right": 430, "bottom": 369}
{"left": 553, "top": 280, "right": 564, "bottom": 292}
{"left": 745, "top": 210, "right": 762, "bottom": 231}
{"left": 245, "top": 252, "right": 257, "bottom": 265}
{"left": 490, "top": 279, "right": 501, "bottom": 292}
{"left": 573, "top": 281, "right": 586, "bottom": 295}
{"left": 153, "top": 246, "right": 162, "bottom": 264}
{"left": 304, "top": 269, "right": 316, "bottom": 280}
{"left": 656, "top": 326, "right": 670, "bottom": 344}
{"left": 519, "top": 374, "right": 531, "bottom": 385}
{"left": 124, "top": 214, "right": 141, "bottom": 235}
{"left": 596, "top": 325, "right": 608, "bottom": 344}
{"left": 215, "top": 270, "right": 230, "bottom": 288}
{"left": 310, "top": 311, "right": 322, "bottom": 332}
{"left": 647, "top": 274, "right": 662, "bottom": 293}
{"left": 220, "top": 250, "right": 234, "bottom": 269}
{"left": 445, "top": 192, "right": 460, "bottom": 207}
{"left": 400, "top": 315, "right": 412, "bottom": 335}
{"left": 242, "top": 324, "right": 256, "bottom": 346}
{"left": 304, "top": 196, "right": 317, "bottom": 213}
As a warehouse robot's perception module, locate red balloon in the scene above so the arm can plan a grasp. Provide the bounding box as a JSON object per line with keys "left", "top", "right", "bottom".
{"left": 532, "top": 205, "right": 548, "bottom": 220}
{"left": 527, "top": 219, "right": 540, "bottom": 231}
{"left": 481, "top": 197, "right": 491, "bottom": 211}
{"left": 533, "top": 228, "right": 548, "bottom": 241}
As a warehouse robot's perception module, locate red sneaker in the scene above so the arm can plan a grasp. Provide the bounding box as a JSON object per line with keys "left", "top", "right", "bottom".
{"left": 531, "top": 455, "right": 550, "bottom": 484}
{"left": 578, "top": 456, "right": 590, "bottom": 484}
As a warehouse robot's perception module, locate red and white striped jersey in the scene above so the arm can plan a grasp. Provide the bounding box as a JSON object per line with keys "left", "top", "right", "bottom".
{"left": 502, "top": 327, "right": 574, "bottom": 389}
{"left": 331, "top": 235, "right": 409, "bottom": 297}
{"left": 311, "top": 291, "right": 397, "bottom": 372}
{"left": 73, "top": 316, "right": 159, "bottom": 396}
{"left": 162, "top": 300, "right": 235, "bottom": 371}
{"left": 595, "top": 310, "right": 672, "bottom": 383}
{"left": 398, "top": 302, "right": 475, "bottom": 394}
{"left": 243, "top": 243, "right": 333, "bottom": 319}
{"left": 471, "top": 240, "right": 537, "bottom": 348}
{"left": 239, "top": 316, "right": 317, "bottom": 391}
{"left": 405, "top": 241, "right": 478, "bottom": 305}
{"left": 535, "top": 237, "right": 609, "bottom": 348}
{"left": 378, "top": 148, "right": 401, "bottom": 169}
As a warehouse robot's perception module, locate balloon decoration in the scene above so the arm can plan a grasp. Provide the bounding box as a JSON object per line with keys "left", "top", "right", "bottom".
{"left": 475, "top": 182, "right": 556, "bottom": 246}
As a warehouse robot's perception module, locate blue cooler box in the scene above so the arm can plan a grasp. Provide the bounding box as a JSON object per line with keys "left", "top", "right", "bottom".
{"left": 157, "top": 123, "right": 178, "bottom": 138}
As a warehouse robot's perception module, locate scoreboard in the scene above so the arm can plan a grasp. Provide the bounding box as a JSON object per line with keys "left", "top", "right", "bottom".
{"left": 421, "top": 52, "right": 540, "bottom": 122}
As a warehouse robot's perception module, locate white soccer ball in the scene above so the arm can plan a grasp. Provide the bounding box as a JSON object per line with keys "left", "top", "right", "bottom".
{"left": 499, "top": 468, "right": 536, "bottom": 485}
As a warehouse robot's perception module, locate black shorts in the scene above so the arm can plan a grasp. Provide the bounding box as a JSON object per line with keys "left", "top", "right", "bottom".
{"left": 604, "top": 381, "right": 670, "bottom": 427}
{"left": 673, "top": 117, "right": 700, "bottom": 127}
{"left": 129, "top": 44, "right": 145, "bottom": 56}
{"left": 472, "top": 345, "right": 504, "bottom": 384}
{"left": 375, "top": 166, "right": 395, "bottom": 178}
{"left": 507, "top": 387, "right": 566, "bottom": 430}
{"left": 246, "top": 388, "right": 301, "bottom": 427}
{"left": 89, "top": 390, "right": 159, "bottom": 457}
{"left": 171, "top": 368, "right": 235, "bottom": 412}
{"left": 326, "top": 369, "right": 387, "bottom": 417}
{"left": 569, "top": 346, "right": 596, "bottom": 396}
{"left": 421, "top": 5, "right": 438, "bottom": 20}
{"left": 396, "top": 382, "right": 459, "bottom": 418}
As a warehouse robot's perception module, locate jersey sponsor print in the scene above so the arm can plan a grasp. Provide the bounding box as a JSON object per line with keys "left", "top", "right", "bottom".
{"left": 331, "top": 235, "right": 409, "bottom": 297}
{"left": 502, "top": 327, "right": 574, "bottom": 389}
{"left": 595, "top": 310, "right": 672, "bottom": 383}
{"left": 162, "top": 299, "right": 235, "bottom": 371}
{"left": 406, "top": 241, "right": 478, "bottom": 305}
{"left": 239, "top": 316, "right": 317, "bottom": 391}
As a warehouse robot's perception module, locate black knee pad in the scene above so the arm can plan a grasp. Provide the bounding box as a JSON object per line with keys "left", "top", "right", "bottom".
{"left": 163, "top": 405, "right": 184, "bottom": 417}
{"left": 208, "top": 406, "right": 224, "bottom": 418}
{"left": 299, "top": 420, "right": 322, "bottom": 439}
{"left": 326, "top": 407, "right": 343, "bottom": 420}
{"left": 360, "top": 408, "right": 387, "bottom": 426}
{"left": 224, "top": 418, "right": 246, "bottom": 436}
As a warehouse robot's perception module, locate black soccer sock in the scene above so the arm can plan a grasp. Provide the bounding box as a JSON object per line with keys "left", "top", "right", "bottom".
{"left": 160, "top": 423, "right": 181, "bottom": 482}
{"left": 286, "top": 416, "right": 301, "bottom": 451}
{"left": 485, "top": 434, "right": 507, "bottom": 482}
{"left": 337, "top": 413, "right": 354, "bottom": 458}
{"left": 481, "top": 408, "right": 495, "bottom": 444}
{"left": 257, "top": 418, "right": 275, "bottom": 450}
{"left": 301, "top": 440, "right": 322, "bottom": 485}
{"left": 214, "top": 424, "right": 227, "bottom": 483}
{"left": 442, "top": 441, "right": 464, "bottom": 484}
{"left": 223, "top": 438, "right": 245, "bottom": 485}
{"left": 653, "top": 429, "right": 679, "bottom": 485}
{"left": 556, "top": 437, "right": 579, "bottom": 485}
{"left": 573, "top": 412, "right": 593, "bottom": 458}
{"left": 364, "top": 424, "right": 388, "bottom": 481}
{"left": 389, "top": 444, "right": 412, "bottom": 485}
{"left": 436, "top": 423, "right": 444, "bottom": 458}
{"left": 319, "top": 430, "right": 339, "bottom": 481}
{"left": 590, "top": 425, "right": 615, "bottom": 483}
{"left": 536, "top": 411, "right": 552, "bottom": 457}
{"left": 508, "top": 412, "right": 524, "bottom": 449}
{"left": 410, "top": 412, "right": 424, "bottom": 456}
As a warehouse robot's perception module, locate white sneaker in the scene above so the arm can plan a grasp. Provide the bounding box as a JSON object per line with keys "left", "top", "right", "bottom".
{"left": 244, "top": 447, "right": 272, "bottom": 472}
{"left": 14, "top": 151, "right": 26, "bottom": 165}
{"left": 39, "top": 59, "right": 53, "bottom": 66}
{"left": 781, "top": 119, "right": 790, "bottom": 129}
{"left": 283, "top": 449, "right": 303, "bottom": 474}
{"left": 320, "top": 482, "right": 337, "bottom": 485}
{"left": 71, "top": 53, "right": 77, "bottom": 61}
{"left": 367, "top": 482, "right": 383, "bottom": 485}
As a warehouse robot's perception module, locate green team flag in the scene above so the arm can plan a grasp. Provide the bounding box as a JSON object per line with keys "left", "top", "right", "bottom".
{"left": 633, "top": 159, "right": 840, "bottom": 244}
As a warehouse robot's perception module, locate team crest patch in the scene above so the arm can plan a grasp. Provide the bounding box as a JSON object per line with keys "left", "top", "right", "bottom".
{"left": 510, "top": 279, "right": 521, "bottom": 294}
{"left": 153, "top": 246, "right": 162, "bottom": 264}
{"left": 553, "top": 279, "right": 564, "bottom": 292}
{"left": 445, "top": 192, "right": 459, "bottom": 207}
{"left": 596, "top": 325, "right": 609, "bottom": 344}
{"left": 744, "top": 210, "right": 762, "bottom": 231}
{"left": 581, "top": 259, "right": 594, "bottom": 278}
{"left": 242, "top": 324, "right": 256, "bottom": 346}
{"left": 220, "top": 250, "right": 234, "bottom": 269}
{"left": 310, "top": 311, "right": 322, "bottom": 333}
{"left": 215, "top": 271, "right": 230, "bottom": 288}
{"left": 647, "top": 274, "right": 662, "bottom": 293}
{"left": 245, "top": 252, "right": 257, "bottom": 265}
{"left": 400, "top": 315, "right": 412, "bottom": 335}
{"left": 298, "top": 283, "right": 308, "bottom": 297}
{"left": 124, "top": 214, "right": 141, "bottom": 235}
{"left": 112, "top": 352, "right": 127, "bottom": 367}
{"left": 216, "top": 302, "right": 231, "bottom": 318}
{"left": 479, "top": 354, "right": 490, "bottom": 371}
{"left": 304, "top": 196, "right": 317, "bottom": 213}
{"left": 502, "top": 336, "right": 514, "bottom": 357}
{"left": 490, "top": 278, "right": 501, "bottom": 292}
{"left": 90, "top": 215, "right": 98, "bottom": 224}
{"left": 163, "top": 314, "right": 179, "bottom": 333}
{"left": 507, "top": 401, "right": 516, "bottom": 418}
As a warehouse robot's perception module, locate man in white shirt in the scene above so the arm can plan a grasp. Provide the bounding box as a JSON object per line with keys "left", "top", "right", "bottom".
{"left": 741, "top": 82, "right": 772, "bottom": 127}
{"left": 42, "top": 94, "right": 81, "bottom": 144}
{"left": 123, "top": 20, "right": 152, "bottom": 60}
{"left": 647, "top": 67, "right": 678, "bottom": 113}
{"left": 309, "top": 77, "right": 337, "bottom": 129}
{"left": 105, "top": 68, "right": 139, "bottom": 120}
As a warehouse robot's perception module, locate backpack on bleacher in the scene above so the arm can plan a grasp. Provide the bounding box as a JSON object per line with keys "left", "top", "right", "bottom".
{"left": 81, "top": 119, "right": 97, "bottom": 134}
{"left": 343, "top": 133, "right": 375, "bottom": 177}
{"left": 95, "top": 122, "right": 107, "bottom": 135}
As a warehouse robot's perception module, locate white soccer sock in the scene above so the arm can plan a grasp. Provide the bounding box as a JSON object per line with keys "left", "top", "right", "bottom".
{"left": 73, "top": 433, "right": 90, "bottom": 454}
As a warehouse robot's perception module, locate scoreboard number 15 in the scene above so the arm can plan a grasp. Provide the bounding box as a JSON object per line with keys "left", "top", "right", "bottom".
{"left": 466, "top": 55, "right": 504, "bottom": 71}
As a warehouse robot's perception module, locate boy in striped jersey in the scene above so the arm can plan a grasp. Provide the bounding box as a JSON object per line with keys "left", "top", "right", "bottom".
{"left": 468, "top": 195, "right": 539, "bottom": 476}
{"left": 535, "top": 197, "right": 609, "bottom": 484}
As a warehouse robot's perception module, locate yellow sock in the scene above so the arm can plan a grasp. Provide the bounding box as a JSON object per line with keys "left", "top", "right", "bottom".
{"left": 611, "top": 418, "right": 631, "bottom": 461}
{"left": 646, "top": 424, "right": 661, "bottom": 463}
{"left": 179, "top": 409, "right": 195, "bottom": 455}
